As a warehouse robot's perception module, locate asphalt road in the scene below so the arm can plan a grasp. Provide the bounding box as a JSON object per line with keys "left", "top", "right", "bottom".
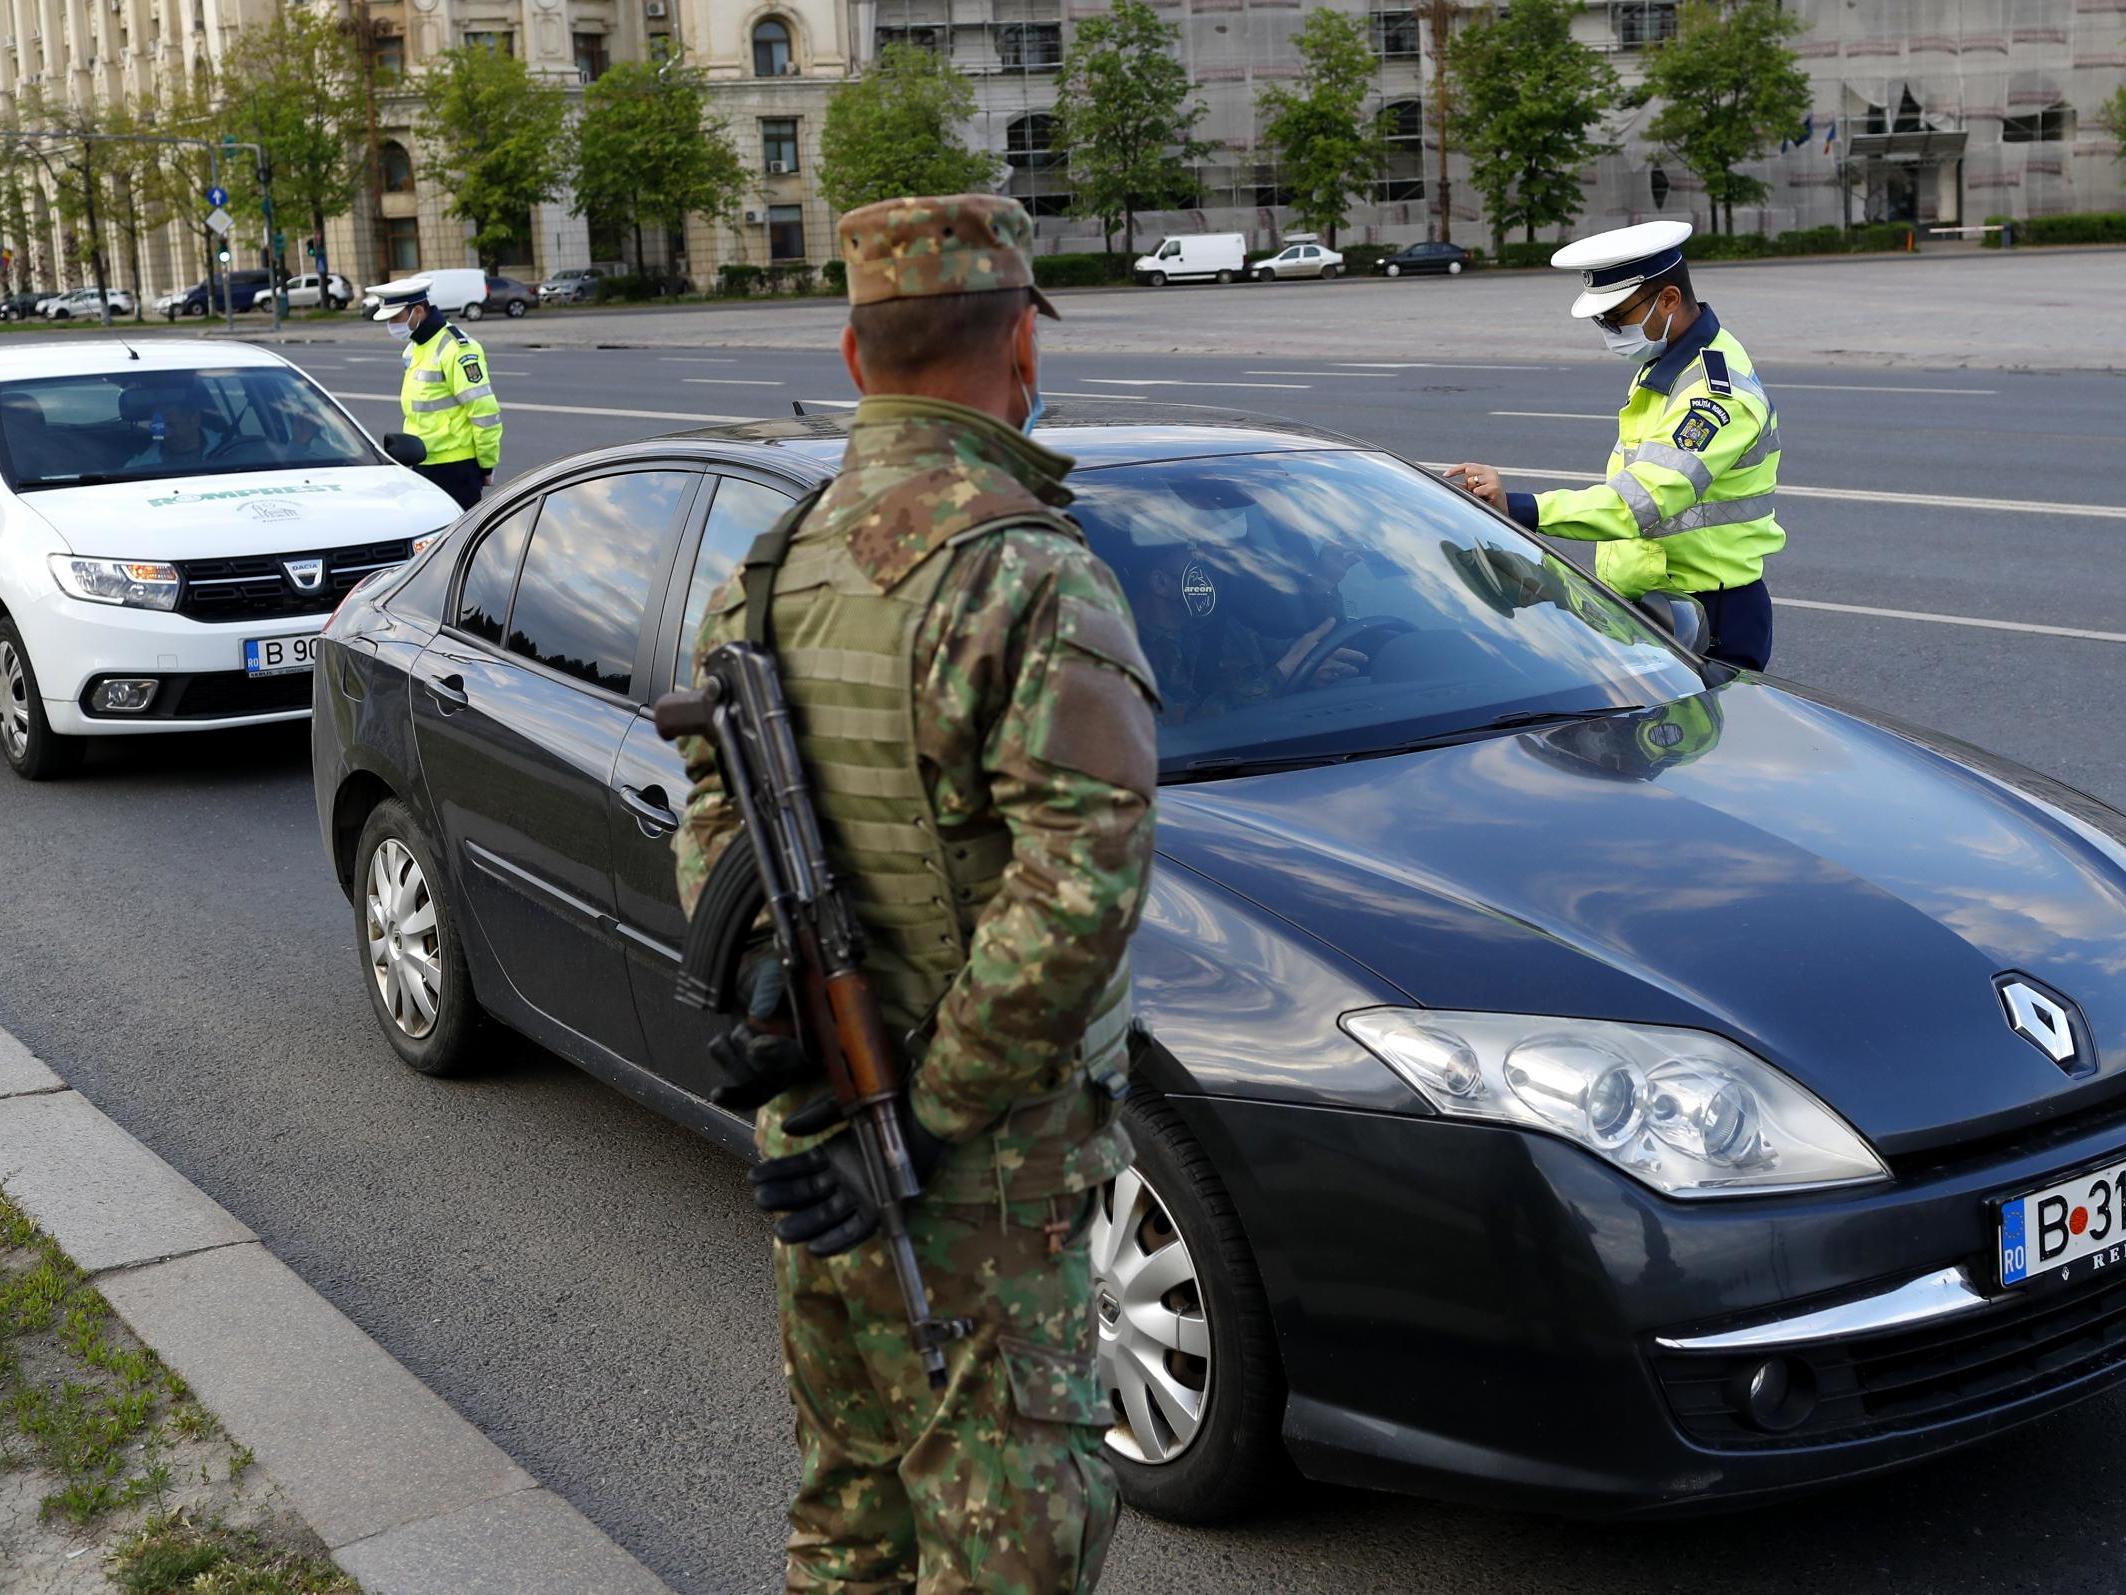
{"left": 3, "top": 293, "right": 2125, "bottom": 1594}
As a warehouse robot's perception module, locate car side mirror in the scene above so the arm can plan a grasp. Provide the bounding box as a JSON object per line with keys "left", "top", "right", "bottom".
{"left": 381, "top": 431, "right": 427, "bottom": 467}
{"left": 1635, "top": 592, "right": 1707, "bottom": 655}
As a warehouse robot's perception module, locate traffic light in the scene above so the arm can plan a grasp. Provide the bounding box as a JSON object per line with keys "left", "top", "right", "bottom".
{"left": 217, "top": 247, "right": 230, "bottom": 264}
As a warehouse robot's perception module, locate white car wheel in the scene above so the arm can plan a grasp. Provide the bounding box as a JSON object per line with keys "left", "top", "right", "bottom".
{"left": 1386, "top": 263, "right": 1402, "bottom": 277}
{"left": 1448, "top": 259, "right": 1463, "bottom": 275}
{"left": 461, "top": 301, "right": 484, "bottom": 321}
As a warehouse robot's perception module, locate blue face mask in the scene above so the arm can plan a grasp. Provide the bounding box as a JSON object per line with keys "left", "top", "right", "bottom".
{"left": 1021, "top": 375, "right": 1046, "bottom": 436}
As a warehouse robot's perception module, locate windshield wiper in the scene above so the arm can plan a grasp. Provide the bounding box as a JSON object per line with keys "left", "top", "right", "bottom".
{"left": 1164, "top": 750, "right": 1352, "bottom": 785}
{"left": 1480, "top": 707, "right": 1637, "bottom": 731}
{"left": 1162, "top": 707, "right": 1647, "bottom": 786}
{"left": 17, "top": 473, "right": 128, "bottom": 490}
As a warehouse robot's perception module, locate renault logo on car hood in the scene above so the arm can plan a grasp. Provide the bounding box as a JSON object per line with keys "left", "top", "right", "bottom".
{"left": 282, "top": 557, "right": 326, "bottom": 593}
{"left": 1996, "top": 973, "right": 2094, "bottom": 1078}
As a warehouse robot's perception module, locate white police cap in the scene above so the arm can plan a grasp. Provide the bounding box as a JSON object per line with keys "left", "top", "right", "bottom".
{"left": 367, "top": 274, "right": 433, "bottom": 321}
{"left": 1550, "top": 220, "right": 1693, "bottom": 319}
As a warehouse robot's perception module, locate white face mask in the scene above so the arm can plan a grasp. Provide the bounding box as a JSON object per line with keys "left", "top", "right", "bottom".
{"left": 387, "top": 317, "right": 413, "bottom": 344}
{"left": 1601, "top": 299, "right": 1672, "bottom": 364}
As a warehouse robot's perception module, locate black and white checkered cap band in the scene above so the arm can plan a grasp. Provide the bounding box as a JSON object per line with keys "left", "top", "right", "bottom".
{"left": 1581, "top": 246, "right": 1684, "bottom": 290}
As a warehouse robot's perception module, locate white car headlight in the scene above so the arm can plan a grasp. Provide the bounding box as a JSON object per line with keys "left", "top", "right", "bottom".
{"left": 49, "top": 555, "right": 181, "bottom": 611}
{"left": 1341, "top": 1008, "right": 1888, "bottom": 1199}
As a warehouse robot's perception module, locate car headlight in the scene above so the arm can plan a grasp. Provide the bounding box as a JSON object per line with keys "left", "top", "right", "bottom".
{"left": 48, "top": 555, "right": 180, "bottom": 611}
{"left": 1341, "top": 1008, "right": 1888, "bottom": 1199}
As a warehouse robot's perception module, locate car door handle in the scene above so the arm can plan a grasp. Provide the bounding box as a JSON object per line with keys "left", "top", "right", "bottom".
{"left": 621, "top": 783, "right": 680, "bottom": 835}
{"left": 421, "top": 671, "right": 469, "bottom": 712}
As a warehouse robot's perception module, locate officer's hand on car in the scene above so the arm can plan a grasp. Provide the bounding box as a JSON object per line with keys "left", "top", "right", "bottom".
{"left": 705, "top": 1021, "right": 813, "bottom": 1112}
{"left": 749, "top": 1092, "right": 948, "bottom": 1256}
{"left": 1442, "top": 462, "right": 1503, "bottom": 507}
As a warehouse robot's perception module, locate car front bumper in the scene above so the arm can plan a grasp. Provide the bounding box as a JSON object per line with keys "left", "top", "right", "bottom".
{"left": 1177, "top": 1092, "right": 2126, "bottom": 1514}
{"left": 16, "top": 586, "right": 326, "bottom": 735}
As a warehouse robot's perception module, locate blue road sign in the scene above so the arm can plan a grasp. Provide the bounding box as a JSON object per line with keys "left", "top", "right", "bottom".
{"left": 205, "top": 185, "right": 227, "bottom": 208}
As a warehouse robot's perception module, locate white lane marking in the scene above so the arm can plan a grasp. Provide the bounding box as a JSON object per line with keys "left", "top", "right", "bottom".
{"left": 488, "top": 368, "right": 531, "bottom": 377}
{"left": 1774, "top": 382, "right": 1997, "bottom": 395}
{"left": 796, "top": 398, "right": 859, "bottom": 409}
{"left": 330, "top": 391, "right": 751, "bottom": 422}
{"left": 1775, "top": 596, "right": 2126, "bottom": 645}
{"left": 1490, "top": 410, "right": 1612, "bottom": 420}
{"left": 1422, "top": 462, "right": 2126, "bottom": 522}
{"left": 1338, "top": 361, "right": 1557, "bottom": 371}
{"left": 660, "top": 356, "right": 737, "bottom": 363}
{"left": 340, "top": 355, "right": 393, "bottom": 363}
{"left": 1081, "top": 377, "right": 1311, "bottom": 390}
{"left": 1246, "top": 370, "right": 1398, "bottom": 378}
{"left": 682, "top": 377, "right": 786, "bottom": 386}
{"left": 1044, "top": 390, "right": 1152, "bottom": 402}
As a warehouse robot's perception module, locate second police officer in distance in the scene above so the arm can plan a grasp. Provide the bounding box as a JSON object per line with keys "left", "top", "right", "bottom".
{"left": 672, "top": 194, "right": 1160, "bottom": 1591}
{"left": 369, "top": 275, "right": 504, "bottom": 511}
{"left": 1448, "top": 220, "right": 1784, "bottom": 671}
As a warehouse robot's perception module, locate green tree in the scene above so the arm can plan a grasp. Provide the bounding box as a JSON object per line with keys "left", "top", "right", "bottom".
{"left": 1450, "top": 0, "right": 1618, "bottom": 252}
{"left": 1642, "top": 0, "right": 1811, "bottom": 234}
{"left": 817, "top": 43, "right": 1000, "bottom": 216}
{"left": 571, "top": 59, "right": 747, "bottom": 276}
{"left": 94, "top": 100, "right": 180, "bottom": 322}
{"left": 1052, "top": 0, "right": 1209, "bottom": 254}
{"left": 1256, "top": 9, "right": 1388, "bottom": 248}
{"left": 2098, "top": 82, "right": 2126, "bottom": 166}
{"left": 415, "top": 45, "right": 569, "bottom": 269}
{"left": 13, "top": 92, "right": 114, "bottom": 320}
{"left": 220, "top": 6, "right": 367, "bottom": 290}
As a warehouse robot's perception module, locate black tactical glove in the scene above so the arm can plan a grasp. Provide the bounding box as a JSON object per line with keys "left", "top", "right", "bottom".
{"left": 749, "top": 1092, "right": 949, "bottom": 1256}
{"left": 705, "top": 1023, "right": 812, "bottom": 1113}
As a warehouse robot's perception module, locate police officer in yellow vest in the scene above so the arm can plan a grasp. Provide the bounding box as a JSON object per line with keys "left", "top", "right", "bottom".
{"left": 370, "top": 276, "right": 504, "bottom": 510}
{"left": 1447, "top": 220, "right": 1783, "bottom": 670}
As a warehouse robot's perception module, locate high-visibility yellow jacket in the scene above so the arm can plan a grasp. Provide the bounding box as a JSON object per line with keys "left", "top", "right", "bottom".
{"left": 1506, "top": 307, "right": 1783, "bottom": 601}
{"left": 399, "top": 320, "right": 502, "bottom": 471}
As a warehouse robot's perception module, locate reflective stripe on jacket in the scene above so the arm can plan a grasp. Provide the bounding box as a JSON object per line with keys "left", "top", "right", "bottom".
{"left": 1506, "top": 307, "right": 1783, "bottom": 600}
{"left": 399, "top": 323, "right": 503, "bottom": 470}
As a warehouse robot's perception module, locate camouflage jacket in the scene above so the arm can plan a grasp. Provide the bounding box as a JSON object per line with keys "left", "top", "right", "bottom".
{"left": 673, "top": 395, "right": 1159, "bottom": 1167}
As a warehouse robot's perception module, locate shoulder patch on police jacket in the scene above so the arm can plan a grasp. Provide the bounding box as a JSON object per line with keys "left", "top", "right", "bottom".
{"left": 1673, "top": 410, "right": 1721, "bottom": 452}
{"left": 1702, "top": 349, "right": 1733, "bottom": 396}
{"left": 458, "top": 352, "right": 484, "bottom": 385}
{"left": 1690, "top": 397, "right": 1730, "bottom": 427}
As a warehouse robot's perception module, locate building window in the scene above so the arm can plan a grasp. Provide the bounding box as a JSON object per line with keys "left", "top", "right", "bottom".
{"left": 762, "top": 118, "right": 799, "bottom": 173}
{"left": 753, "top": 18, "right": 791, "bottom": 76}
{"left": 997, "top": 22, "right": 1061, "bottom": 70}
{"left": 1612, "top": 1, "right": 1677, "bottom": 50}
{"left": 876, "top": 25, "right": 940, "bottom": 54}
{"left": 1370, "top": 9, "right": 1419, "bottom": 57}
{"left": 573, "top": 31, "right": 609, "bottom": 81}
{"left": 2002, "top": 102, "right": 2071, "bottom": 142}
{"left": 1375, "top": 99, "right": 1424, "bottom": 201}
{"left": 380, "top": 141, "right": 415, "bottom": 194}
{"left": 767, "top": 204, "right": 805, "bottom": 261}
{"left": 1005, "top": 113, "right": 1061, "bottom": 173}
{"left": 384, "top": 217, "right": 420, "bottom": 271}
{"left": 463, "top": 30, "right": 513, "bottom": 55}
{"left": 371, "top": 33, "right": 403, "bottom": 77}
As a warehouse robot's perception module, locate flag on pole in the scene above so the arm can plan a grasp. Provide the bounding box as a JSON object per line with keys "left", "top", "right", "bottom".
{"left": 1823, "top": 119, "right": 1838, "bottom": 154}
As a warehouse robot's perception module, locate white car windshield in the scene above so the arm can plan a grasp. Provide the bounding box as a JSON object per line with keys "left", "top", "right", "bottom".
{"left": 0, "top": 367, "right": 379, "bottom": 492}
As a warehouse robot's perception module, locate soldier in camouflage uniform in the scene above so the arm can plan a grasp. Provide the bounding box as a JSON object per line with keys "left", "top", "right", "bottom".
{"left": 672, "top": 193, "right": 1160, "bottom": 1592}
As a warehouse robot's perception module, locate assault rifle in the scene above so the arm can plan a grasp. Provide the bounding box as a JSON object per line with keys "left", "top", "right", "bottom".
{"left": 653, "top": 644, "right": 971, "bottom": 1387}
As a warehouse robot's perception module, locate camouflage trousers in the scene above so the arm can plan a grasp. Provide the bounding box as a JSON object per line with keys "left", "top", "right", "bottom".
{"left": 774, "top": 1192, "right": 1118, "bottom": 1594}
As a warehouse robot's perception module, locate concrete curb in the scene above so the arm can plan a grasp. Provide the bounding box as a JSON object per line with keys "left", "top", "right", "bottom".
{"left": 0, "top": 1023, "right": 676, "bottom": 1595}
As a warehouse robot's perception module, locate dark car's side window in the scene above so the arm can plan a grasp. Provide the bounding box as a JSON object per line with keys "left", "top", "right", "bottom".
{"left": 674, "top": 475, "right": 796, "bottom": 679}
{"left": 453, "top": 501, "right": 536, "bottom": 644}
{"left": 506, "top": 469, "right": 692, "bottom": 698}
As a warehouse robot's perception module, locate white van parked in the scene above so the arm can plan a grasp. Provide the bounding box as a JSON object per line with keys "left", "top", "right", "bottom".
{"left": 1133, "top": 234, "right": 1247, "bottom": 286}
{"left": 360, "top": 267, "right": 491, "bottom": 320}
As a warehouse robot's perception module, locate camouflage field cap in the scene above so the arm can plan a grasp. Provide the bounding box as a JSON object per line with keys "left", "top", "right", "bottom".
{"left": 838, "top": 193, "right": 1060, "bottom": 320}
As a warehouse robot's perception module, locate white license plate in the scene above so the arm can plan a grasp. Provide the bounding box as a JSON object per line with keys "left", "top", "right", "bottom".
{"left": 244, "top": 634, "right": 320, "bottom": 677}
{"left": 1999, "top": 1155, "right": 2126, "bottom": 1287}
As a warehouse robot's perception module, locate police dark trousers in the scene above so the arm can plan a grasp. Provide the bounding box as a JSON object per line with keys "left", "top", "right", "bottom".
{"left": 416, "top": 458, "right": 486, "bottom": 511}
{"left": 1697, "top": 580, "right": 1773, "bottom": 672}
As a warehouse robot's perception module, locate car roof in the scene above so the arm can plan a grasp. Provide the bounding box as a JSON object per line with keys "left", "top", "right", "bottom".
{"left": 0, "top": 340, "right": 290, "bottom": 380}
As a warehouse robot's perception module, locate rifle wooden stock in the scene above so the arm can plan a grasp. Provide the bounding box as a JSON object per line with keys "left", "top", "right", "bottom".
{"left": 826, "top": 971, "right": 900, "bottom": 1105}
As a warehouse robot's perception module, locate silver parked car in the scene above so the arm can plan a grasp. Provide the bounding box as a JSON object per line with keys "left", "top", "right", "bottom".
{"left": 1252, "top": 239, "right": 1346, "bottom": 282}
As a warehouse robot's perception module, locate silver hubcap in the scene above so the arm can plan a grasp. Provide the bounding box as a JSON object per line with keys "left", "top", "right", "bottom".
{"left": 1, "top": 640, "right": 29, "bottom": 761}
{"left": 1092, "top": 1166, "right": 1210, "bottom": 1465}
{"left": 366, "top": 838, "right": 442, "bottom": 1038}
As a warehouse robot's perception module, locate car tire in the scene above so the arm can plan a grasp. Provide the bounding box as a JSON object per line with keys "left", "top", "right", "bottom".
{"left": 461, "top": 301, "right": 484, "bottom": 321}
{"left": 352, "top": 798, "right": 489, "bottom": 1077}
{"left": 1255, "top": 267, "right": 1276, "bottom": 283}
{"left": 0, "top": 620, "right": 81, "bottom": 782}
{"left": 506, "top": 298, "right": 527, "bottom": 317}
{"left": 1215, "top": 269, "right": 1234, "bottom": 285}
{"left": 1321, "top": 264, "right": 1339, "bottom": 280}
{"left": 1095, "top": 1091, "right": 1287, "bottom": 1524}
{"left": 1386, "top": 263, "right": 1402, "bottom": 277}
{"left": 1149, "top": 271, "right": 1167, "bottom": 287}
{"left": 1448, "top": 259, "right": 1463, "bottom": 276}
{"left": 50, "top": 308, "right": 68, "bottom": 321}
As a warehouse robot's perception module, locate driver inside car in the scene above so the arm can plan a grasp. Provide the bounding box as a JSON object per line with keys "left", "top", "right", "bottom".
{"left": 124, "top": 382, "right": 216, "bottom": 471}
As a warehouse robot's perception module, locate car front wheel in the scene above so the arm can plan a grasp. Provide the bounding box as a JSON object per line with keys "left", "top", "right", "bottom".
{"left": 1148, "top": 271, "right": 1167, "bottom": 287}
{"left": 461, "top": 301, "right": 484, "bottom": 321}
{"left": 0, "top": 620, "right": 80, "bottom": 781}
{"left": 1094, "top": 1092, "right": 1285, "bottom": 1522}
{"left": 1385, "top": 263, "right": 1402, "bottom": 277}
{"left": 353, "top": 799, "right": 488, "bottom": 1075}
{"left": 1448, "top": 259, "right": 1463, "bottom": 275}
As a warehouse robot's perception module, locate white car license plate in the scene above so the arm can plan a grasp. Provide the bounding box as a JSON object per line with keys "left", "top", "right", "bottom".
{"left": 244, "top": 634, "right": 320, "bottom": 677}
{"left": 1998, "top": 1155, "right": 2126, "bottom": 1287}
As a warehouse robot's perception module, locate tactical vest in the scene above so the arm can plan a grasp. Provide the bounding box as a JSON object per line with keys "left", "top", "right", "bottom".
{"left": 736, "top": 492, "right": 1134, "bottom": 1203}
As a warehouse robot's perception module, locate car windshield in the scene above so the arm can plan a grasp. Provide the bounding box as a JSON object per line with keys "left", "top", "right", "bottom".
{"left": 0, "top": 366, "right": 380, "bottom": 491}
{"left": 1065, "top": 450, "right": 1704, "bottom": 779}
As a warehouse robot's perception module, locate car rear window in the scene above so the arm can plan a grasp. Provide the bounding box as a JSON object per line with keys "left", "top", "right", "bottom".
{"left": 0, "top": 366, "right": 378, "bottom": 491}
